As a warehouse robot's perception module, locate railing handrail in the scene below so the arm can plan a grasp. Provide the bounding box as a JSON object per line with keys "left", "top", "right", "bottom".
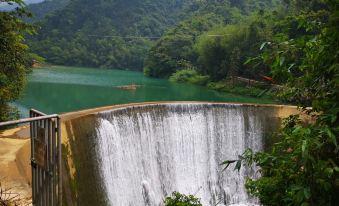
{"left": 0, "top": 114, "right": 59, "bottom": 127}
{"left": 30, "top": 109, "right": 48, "bottom": 116}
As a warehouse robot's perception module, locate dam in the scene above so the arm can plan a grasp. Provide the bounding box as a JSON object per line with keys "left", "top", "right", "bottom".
{"left": 61, "top": 102, "right": 299, "bottom": 206}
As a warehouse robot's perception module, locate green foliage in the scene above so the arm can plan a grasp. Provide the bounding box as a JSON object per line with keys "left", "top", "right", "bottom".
{"left": 169, "top": 69, "right": 210, "bottom": 85}
{"left": 222, "top": 0, "right": 339, "bottom": 205}
{"left": 28, "top": 0, "right": 198, "bottom": 70}
{"left": 144, "top": 13, "right": 224, "bottom": 77}
{"left": 0, "top": 0, "right": 34, "bottom": 121}
{"left": 196, "top": 25, "right": 244, "bottom": 80}
{"left": 207, "top": 81, "right": 268, "bottom": 97}
{"left": 27, "top": 0, "right": 278, "bottom": 74}
{"left": 238, "top": 113, "right": 339, "bottom": 205}
{"left": 164, "top": 192, "right": 202, "bottom": 206}
{"left": 0, "top": 105, "right": 20, "bottom": 122}
{"left": 145, "top": 1, "right": 277, "bottom": 81}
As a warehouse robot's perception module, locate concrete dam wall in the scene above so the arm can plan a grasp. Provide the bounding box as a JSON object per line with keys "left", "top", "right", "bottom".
{"left": 60, "top": 102, "right": 299, "bottom": 206}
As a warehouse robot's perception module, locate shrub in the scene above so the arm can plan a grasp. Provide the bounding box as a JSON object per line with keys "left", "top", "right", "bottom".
{"left": 169, "top": 69, "right": 210, "bottom": 86}
{"left": 164, "top": 192, "right": 202, "bottom": 206}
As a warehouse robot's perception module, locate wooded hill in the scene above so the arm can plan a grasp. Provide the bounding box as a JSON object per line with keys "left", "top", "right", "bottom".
{"left": 26, "top": 0, "right": 69, "bottom": 21}
{"left": 28, "top": 0, "right": 196, "bottom": 70}
{"left": 27, "top": 0, "right": 277, "bottom": 71}
{"left": 144, "top": 0, "right": 278, "bottom": 79}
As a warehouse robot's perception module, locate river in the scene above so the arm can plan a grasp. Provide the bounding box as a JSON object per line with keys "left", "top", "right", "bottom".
{"left": 14, "top": 65, "right": 274, "bottom": 116}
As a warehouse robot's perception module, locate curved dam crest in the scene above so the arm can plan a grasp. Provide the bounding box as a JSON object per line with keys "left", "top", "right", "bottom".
{"left": 61, "top": 102, "right": 299, "bottom": 206}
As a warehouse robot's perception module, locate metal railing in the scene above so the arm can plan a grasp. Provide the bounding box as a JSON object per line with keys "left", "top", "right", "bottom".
{"left": 0, "top": 109, "right": 62, "bottom": 206}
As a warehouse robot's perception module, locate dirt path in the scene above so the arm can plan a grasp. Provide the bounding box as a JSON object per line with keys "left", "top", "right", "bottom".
{"left": 0, "top": 126, "right": 32, "bottom": 205}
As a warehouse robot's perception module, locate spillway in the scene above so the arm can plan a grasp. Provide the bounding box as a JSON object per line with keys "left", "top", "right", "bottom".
{"left": 61, "top": 102, "right": 299, "bottom": 206}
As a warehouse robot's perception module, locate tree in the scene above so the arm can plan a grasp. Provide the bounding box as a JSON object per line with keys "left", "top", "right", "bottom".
{"left": 195, "top": 17, "right": 272, "bottom": 81}
{"left": 0, "top": 0, "right": 34, "bottom": 121}
{"left": 228, "top": 47, "right": 240, "bottom": 85}
{"left": 223, "top": 0, "right": 339, "bottom": 205}
{"left": 144, "top": 13, "right": 223, "bottom": 78}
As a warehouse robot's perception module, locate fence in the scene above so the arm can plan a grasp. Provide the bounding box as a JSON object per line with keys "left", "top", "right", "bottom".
{"left": 0, "top": 109, "right": 62, "bottom": 206}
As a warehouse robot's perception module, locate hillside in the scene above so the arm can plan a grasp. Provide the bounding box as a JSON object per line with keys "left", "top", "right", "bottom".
{"left": 26, "top": 0, "right": 70, "bottom": 21}
{"left": 28, "top": 0, "right": 198, "bottom": 70}
{"left": 28, "top": 0, "right": 280, "bottom": 71}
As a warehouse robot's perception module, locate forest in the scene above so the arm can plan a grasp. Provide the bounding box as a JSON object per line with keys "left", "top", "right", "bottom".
{"left": 28, "top": 0, "right": 195, "bottom": 70}
{"left": 27, "top": 0, "right": 286, "bottom": 97}
{"left": 27, "top": 0, "right": 277, "bottom": 71}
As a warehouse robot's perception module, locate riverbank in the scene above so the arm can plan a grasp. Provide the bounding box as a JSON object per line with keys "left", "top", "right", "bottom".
{"left": 207, "top": 79, "right": 276, "bottom": 99}
{"left": 168, "top": 69, "right": 277, "bottom": 102}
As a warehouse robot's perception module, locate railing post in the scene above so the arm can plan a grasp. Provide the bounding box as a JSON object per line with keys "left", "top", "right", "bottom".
{"left": 29, "top": 110, "right": 36, "bottom": 205}
{"left": 57, "top": 117, "right": 62, "bottom": 206}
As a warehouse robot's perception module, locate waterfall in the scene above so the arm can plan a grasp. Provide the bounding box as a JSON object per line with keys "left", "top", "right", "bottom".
{"left": 94, "top": 103, "right": 269, "bottom": 206}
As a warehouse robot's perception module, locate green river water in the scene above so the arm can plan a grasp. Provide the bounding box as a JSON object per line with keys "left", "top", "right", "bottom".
{"left": 14, "top": 66, "right": 275, "bottom": 117}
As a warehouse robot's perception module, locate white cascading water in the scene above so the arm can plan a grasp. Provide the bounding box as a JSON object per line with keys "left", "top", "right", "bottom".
{"left": 95, "top": 103, "right": 266, "bottom": 206}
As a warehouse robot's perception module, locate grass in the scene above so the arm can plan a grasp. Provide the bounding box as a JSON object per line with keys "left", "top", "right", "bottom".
{"left": 0, "top": 181, "right": 27, "bottom": 206}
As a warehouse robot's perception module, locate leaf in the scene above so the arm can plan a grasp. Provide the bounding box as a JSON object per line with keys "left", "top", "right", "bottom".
{"left": 310, "top": 36, "right": 317, "bottom": 42}
{"left": 280, "top": 56, "right": 285, "bottom": 66}
{"left": 260, "top": 42, "right": 267, "bottom": 50}
{"left": 325, "top": 128, "right": 337, "bottom": 146}
{"left": 296, "top": 189, "right": 304, "bottom": 202}
{"left": 244, "top": 57, "right": 254, "bottom": 65}
{"left": 234, "top": 160, "right": 242, "bottom": 171}
{"left": 325, "top": 168, "right": 334, "bottom": 176}
{"left": 302, "top": 140, "right": 307, "bottom": 155}
{"left": 303, "top": 187, "right": 311, "bottom": 199}
{"left": 287, "top": 63, "right": 295, "bottom": 72}
{"left": 220, "top": 160, "right": 237, "bottom": 172}
{"left": 220, "top": 160, "right": 237, "bottom": 165}
{"left": 331, "top": 115, "right": 337, "bottom": 124}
